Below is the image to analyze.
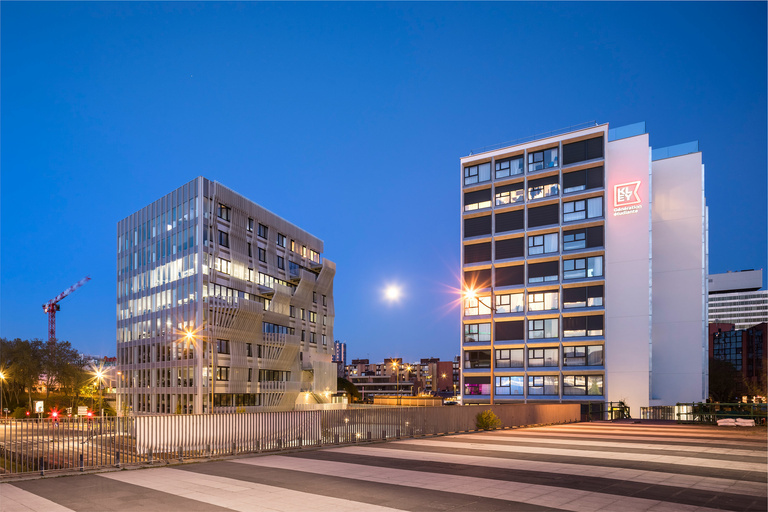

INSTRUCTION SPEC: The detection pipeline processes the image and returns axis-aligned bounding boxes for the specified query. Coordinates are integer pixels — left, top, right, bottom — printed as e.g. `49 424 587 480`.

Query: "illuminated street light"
179 324 212 414
0 370 5 420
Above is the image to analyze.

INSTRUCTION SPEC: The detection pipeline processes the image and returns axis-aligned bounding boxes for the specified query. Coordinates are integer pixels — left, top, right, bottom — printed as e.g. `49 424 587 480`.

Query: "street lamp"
391 360 400 405
182 325 212 414
463 287 497 405
0 370 5 421
94 368 105 417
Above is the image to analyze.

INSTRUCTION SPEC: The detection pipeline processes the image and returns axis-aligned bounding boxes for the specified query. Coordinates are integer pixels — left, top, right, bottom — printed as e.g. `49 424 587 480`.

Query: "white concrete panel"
604 133 652 416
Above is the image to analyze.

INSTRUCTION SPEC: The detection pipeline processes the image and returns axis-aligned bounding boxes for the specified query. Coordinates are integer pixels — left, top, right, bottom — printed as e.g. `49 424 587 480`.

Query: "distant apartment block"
116 177 336 414
345 357 455 400
460 122 708 416
710 322 766 394
708 270 768 330
333 340 347 377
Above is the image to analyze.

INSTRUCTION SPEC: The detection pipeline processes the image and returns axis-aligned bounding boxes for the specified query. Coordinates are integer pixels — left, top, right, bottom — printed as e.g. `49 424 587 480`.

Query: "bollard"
334 434 339 445
115 452 121 468
366 431 372 441
231 441 236 455
256 440 261 453
277 439 283 450
396 429 401 439
178 447 183 462
207 444 212 458
39 457 44 476
298 436 302 448
382 430 386 440
148 448 153 465
79 453 84 472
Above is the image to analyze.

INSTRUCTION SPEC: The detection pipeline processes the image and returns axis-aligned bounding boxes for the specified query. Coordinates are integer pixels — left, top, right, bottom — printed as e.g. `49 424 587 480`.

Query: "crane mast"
42 276 91 343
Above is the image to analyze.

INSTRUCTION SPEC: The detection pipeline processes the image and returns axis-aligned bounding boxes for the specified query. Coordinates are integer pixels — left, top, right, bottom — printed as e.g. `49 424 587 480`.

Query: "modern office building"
708 270 768 329
710 322 766 397
460 122 708 416
116 177 336 414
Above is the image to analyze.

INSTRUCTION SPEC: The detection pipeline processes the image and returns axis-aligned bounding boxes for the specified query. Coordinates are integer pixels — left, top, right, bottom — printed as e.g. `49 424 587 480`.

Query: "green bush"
475 409 502 430
12 406 30 419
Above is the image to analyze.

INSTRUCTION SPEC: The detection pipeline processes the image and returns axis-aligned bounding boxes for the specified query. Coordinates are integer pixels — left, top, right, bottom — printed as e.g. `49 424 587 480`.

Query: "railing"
640 405 676 420
0 403 579 478
581 401 631 422
674 402 767 424
468 121 600 156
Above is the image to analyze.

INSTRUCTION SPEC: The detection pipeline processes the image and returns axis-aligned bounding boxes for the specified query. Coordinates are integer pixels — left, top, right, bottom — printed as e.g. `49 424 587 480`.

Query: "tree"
709 358 741 402
41 340 82 398
1 338 44 409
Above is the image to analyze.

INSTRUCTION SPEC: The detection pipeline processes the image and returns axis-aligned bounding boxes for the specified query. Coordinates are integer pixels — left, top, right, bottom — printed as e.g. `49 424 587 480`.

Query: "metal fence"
581 401 631 422
640 403 767 424
0 403 579 478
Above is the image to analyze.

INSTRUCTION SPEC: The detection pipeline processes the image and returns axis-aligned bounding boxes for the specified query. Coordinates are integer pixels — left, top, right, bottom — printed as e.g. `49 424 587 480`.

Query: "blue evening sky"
1 2 766 362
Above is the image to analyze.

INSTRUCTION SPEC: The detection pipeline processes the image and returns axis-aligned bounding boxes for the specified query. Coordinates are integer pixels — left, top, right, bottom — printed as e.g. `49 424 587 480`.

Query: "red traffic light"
86 411 93 418
25 411 30 416
51 411 58 418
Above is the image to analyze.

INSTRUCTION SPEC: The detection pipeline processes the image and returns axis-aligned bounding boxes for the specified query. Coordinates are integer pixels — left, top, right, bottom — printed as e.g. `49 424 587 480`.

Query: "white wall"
604 134 652 416
651 152 707 404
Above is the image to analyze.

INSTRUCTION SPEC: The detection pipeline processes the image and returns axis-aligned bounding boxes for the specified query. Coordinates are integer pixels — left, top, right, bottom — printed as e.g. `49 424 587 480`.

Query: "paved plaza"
1 421 766 511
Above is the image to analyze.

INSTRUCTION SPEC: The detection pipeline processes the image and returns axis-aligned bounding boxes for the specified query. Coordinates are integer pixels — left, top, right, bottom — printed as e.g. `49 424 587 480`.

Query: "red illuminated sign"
613 181 642 216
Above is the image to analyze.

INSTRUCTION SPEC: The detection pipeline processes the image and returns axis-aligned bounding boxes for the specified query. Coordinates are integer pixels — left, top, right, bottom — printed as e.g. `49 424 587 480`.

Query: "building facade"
333 340 347 377
116 177 336 415
344 357 456 400
708 270 768 330
710 322 766 397
460 122 708 415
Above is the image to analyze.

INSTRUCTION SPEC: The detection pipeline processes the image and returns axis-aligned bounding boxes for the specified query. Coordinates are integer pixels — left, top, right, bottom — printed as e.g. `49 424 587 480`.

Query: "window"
563 256 603 280
309 332 316 344
464 189 492 211
563 226 603 251
528 347 559 367
563 285 604 308
495 210 524 233
302 245 307 257
465 242 491 264
528 147 558 171
528 318 559 339
528 291 559 311
259 369 290 382
464 215 492 238
277 233 286 248
464 323 491 343
277 256 285 270
313 292 317 303
323 295 327 306
527 204 559 228
216 366 230 381
563 166 604 194
310 249 320 263
246 343 253 357
495 376 524 395
464 377 491 395
309 311 316 323
563 197 603 222
495 265 523 287
248 368 253 382
563 345 604 366
528 233 558 256
464 350 491 369
301 330 305 341
322 335 327 346
464 296 491 316
495 320 524 341
217 204 231 221
495 293 524 313
216 230 229 248
528 261 558 283
495 238 524 260
216 339 230 354
528 375 559 395
563 316 604 337
527 175 559 201
215 257 231 275
495 183 525 206
258 223 268 239
562 136 604 165
495 156 524 179
248 243 252 258
563 375 603 395
290 240 295 252
247 218 254 232
464 162 491 185
258 248 266 263
495 349 524 368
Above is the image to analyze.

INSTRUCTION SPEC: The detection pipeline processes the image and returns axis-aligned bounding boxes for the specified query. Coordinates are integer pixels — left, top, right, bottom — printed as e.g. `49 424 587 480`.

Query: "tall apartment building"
460 122 708 416
709 322 766 396
708 270 768 329
116 177 336 415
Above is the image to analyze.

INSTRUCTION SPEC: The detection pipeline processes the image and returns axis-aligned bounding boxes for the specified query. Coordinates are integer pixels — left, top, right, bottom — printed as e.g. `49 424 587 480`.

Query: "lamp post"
184 327 212 414
464 287 496 405
391 360 400 405
0 371 5 421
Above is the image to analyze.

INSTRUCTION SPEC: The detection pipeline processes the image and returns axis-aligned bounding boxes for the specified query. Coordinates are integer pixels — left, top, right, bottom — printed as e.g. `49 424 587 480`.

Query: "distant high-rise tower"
708 270 767 329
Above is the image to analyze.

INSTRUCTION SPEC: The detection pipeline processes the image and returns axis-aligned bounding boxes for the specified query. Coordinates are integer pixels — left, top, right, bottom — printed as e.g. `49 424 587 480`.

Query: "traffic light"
51 411 58 419
86 411 93 419
25 411 30 416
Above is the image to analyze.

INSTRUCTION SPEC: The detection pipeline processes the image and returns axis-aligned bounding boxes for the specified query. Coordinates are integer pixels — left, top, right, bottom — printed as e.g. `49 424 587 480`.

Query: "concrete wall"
651 153 707 403
604 134 652 416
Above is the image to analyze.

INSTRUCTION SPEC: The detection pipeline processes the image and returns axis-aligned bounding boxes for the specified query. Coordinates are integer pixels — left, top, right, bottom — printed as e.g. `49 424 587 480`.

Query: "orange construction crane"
42 276 91 343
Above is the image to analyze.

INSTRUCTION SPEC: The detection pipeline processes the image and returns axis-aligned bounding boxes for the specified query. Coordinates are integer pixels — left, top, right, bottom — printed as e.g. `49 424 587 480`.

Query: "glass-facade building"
117 177 336 415
460 122 709 415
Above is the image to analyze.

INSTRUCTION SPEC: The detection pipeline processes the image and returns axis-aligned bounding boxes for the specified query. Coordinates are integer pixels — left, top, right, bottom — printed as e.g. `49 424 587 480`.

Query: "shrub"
475 409 502 430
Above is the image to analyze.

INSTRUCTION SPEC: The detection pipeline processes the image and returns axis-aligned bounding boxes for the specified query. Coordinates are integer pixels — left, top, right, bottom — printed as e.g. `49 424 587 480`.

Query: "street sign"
78 406 88 416
34 401 44 413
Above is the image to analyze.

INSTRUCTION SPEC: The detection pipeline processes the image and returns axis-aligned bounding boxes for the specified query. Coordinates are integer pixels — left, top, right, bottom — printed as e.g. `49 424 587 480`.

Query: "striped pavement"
1 422 765 511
